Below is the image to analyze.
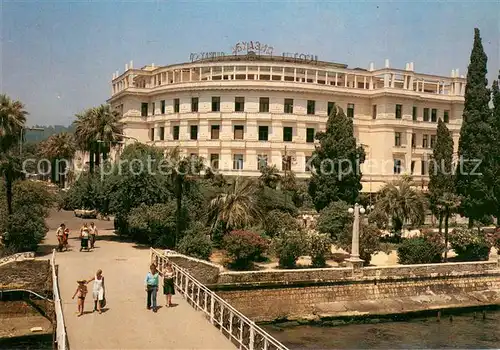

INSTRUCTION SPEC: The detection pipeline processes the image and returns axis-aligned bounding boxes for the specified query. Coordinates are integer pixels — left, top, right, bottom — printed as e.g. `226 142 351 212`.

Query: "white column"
369 76 373 90
335 72 338 86
422 80 425 92
354 75 357 88
199 68 202 81
282 67 285 81
315 70 318 84
294 68 297 81
305 69 308 82
210 67 213 80
344 73 348 87
246 66 249 80
325 71 329 85
180 69 183 83
363 76 367 89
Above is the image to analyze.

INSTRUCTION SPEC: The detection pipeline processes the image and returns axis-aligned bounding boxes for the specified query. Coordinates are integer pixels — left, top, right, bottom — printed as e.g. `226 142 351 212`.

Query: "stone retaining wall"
155 250 222 284
0 252 35 267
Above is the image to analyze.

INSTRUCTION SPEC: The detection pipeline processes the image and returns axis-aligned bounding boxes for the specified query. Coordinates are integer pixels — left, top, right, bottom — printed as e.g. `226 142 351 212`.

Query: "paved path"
41 215 234 350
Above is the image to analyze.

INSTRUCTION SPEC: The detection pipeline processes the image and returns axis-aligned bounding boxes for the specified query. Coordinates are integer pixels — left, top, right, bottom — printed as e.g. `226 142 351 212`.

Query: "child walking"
72 280 88 316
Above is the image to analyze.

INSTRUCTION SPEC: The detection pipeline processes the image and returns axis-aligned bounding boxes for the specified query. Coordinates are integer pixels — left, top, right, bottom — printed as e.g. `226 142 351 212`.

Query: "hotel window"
327 101 335 116
393 159 402 174
235 97 245 112
394 132 401 146
211 125 220 140
395 104 402 119
444 110 450 123
411 161 415 174
234 125 244 140
257 154 268 170
173 125 179 140
210 154 219 170
347 103 355 118
233 154 243 170
152 102 155 115
306 128 315 143
372 105 377 119
307 100 316 115
430 135 437 148
431 108 437 122
305 156 313 172
283 127 293 142
421 160 427 175
159 127 165 141
191 97 199 112
411 133 416 148
423 108 430 122
422 134 429 148
212 97 220 112
174 99 180 113
284 98 294 114
259 97 269 112
258 126 269 141
412 106 418 121
282 155 292 171
140 102 147 117
150 128 154 141
190 125 198 140
161 100 166 114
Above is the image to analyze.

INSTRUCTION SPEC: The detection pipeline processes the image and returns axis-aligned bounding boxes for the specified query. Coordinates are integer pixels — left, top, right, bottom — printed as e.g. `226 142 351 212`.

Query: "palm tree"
39 132 76 187
436 192 461 261
373 176 427 233
73 104 122 173
165 147 204 246
258 165 281 189
208 177 261 233
0 94 28 215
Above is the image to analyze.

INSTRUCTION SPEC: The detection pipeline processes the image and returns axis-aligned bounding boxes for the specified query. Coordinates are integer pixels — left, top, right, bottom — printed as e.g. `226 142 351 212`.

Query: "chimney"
130 60 133 69
455 68 459 77
152 63 155 68
385 59 390 68
369 62 374 71
125 63 128 71
451 69 455 77
410 62 414 71
405 63 410 70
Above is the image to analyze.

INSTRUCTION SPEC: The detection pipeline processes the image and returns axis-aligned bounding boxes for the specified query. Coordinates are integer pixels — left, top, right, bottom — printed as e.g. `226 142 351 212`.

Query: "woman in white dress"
87 269 105 314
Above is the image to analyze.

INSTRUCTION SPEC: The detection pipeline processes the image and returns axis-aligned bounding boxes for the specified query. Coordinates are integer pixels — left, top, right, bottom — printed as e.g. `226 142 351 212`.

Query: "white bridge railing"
151 248 288 350
51 249 67 350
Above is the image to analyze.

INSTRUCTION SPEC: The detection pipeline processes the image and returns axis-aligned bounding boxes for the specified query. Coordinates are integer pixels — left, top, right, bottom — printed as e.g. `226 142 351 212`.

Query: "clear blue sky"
2 0 499 126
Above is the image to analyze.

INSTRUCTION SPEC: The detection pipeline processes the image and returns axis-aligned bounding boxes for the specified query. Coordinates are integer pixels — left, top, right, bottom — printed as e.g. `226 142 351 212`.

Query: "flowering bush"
397 230 444 265
223 230 269 269
449 228 491 262
308 232 331 267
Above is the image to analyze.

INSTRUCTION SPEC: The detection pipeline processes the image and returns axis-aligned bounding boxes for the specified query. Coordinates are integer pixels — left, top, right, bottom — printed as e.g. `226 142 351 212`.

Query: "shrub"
450 228 491 262
3 207 48 252
316 201 352 241
271 230 307 269
336 223 382 266
308 232 331 267
127 202 177 247
177 225 213 261
262 210 301 237
223 230 269 269
397 231 444 264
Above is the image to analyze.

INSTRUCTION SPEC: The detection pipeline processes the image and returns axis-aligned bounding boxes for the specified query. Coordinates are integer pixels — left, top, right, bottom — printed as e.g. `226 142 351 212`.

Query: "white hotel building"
108 51 465 193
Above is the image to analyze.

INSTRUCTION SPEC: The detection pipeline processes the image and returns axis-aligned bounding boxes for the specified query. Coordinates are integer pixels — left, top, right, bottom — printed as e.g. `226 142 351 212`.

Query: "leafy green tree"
177 222 213 260
271 230 308 268
456 28 495 227
372 176 427 233
308 104 365 211
127 202 177 247
428 119 458 260
491 72 500 225
4 207 48 252
316 201 352 241
262 209 301 237
256 186 298 215
39 132 76 187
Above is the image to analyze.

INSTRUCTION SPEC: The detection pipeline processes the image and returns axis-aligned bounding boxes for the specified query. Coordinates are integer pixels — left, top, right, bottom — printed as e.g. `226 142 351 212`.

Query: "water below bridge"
264 309 500 349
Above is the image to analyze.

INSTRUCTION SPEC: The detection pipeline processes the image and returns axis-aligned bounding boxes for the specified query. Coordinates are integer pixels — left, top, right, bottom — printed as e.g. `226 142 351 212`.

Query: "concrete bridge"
47 230 285 350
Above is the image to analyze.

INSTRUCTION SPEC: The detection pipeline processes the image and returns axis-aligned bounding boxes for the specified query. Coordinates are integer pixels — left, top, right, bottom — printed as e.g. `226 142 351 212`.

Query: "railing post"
249 326 255 350
220 306 224 331
210 295 215 324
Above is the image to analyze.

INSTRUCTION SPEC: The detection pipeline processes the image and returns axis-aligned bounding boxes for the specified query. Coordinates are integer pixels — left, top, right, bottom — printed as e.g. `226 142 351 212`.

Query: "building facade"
108 53 465 193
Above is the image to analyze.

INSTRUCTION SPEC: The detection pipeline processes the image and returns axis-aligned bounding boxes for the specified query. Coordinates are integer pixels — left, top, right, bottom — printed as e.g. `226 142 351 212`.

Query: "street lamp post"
346 203 374 270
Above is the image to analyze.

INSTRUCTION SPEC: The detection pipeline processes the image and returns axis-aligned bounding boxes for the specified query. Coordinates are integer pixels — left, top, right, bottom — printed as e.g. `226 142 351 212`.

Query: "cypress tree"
428 119 454 231
455 28 495 227
308 104 365 211
490 72 500 224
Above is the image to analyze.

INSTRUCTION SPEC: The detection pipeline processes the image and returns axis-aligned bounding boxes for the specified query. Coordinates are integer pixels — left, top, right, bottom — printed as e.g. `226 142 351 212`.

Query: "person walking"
72 280 88 317
144 264 162 312
89 222 98 249
162 262 175 307
87 269 105 314
56 223 67 252
80 223 90 252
